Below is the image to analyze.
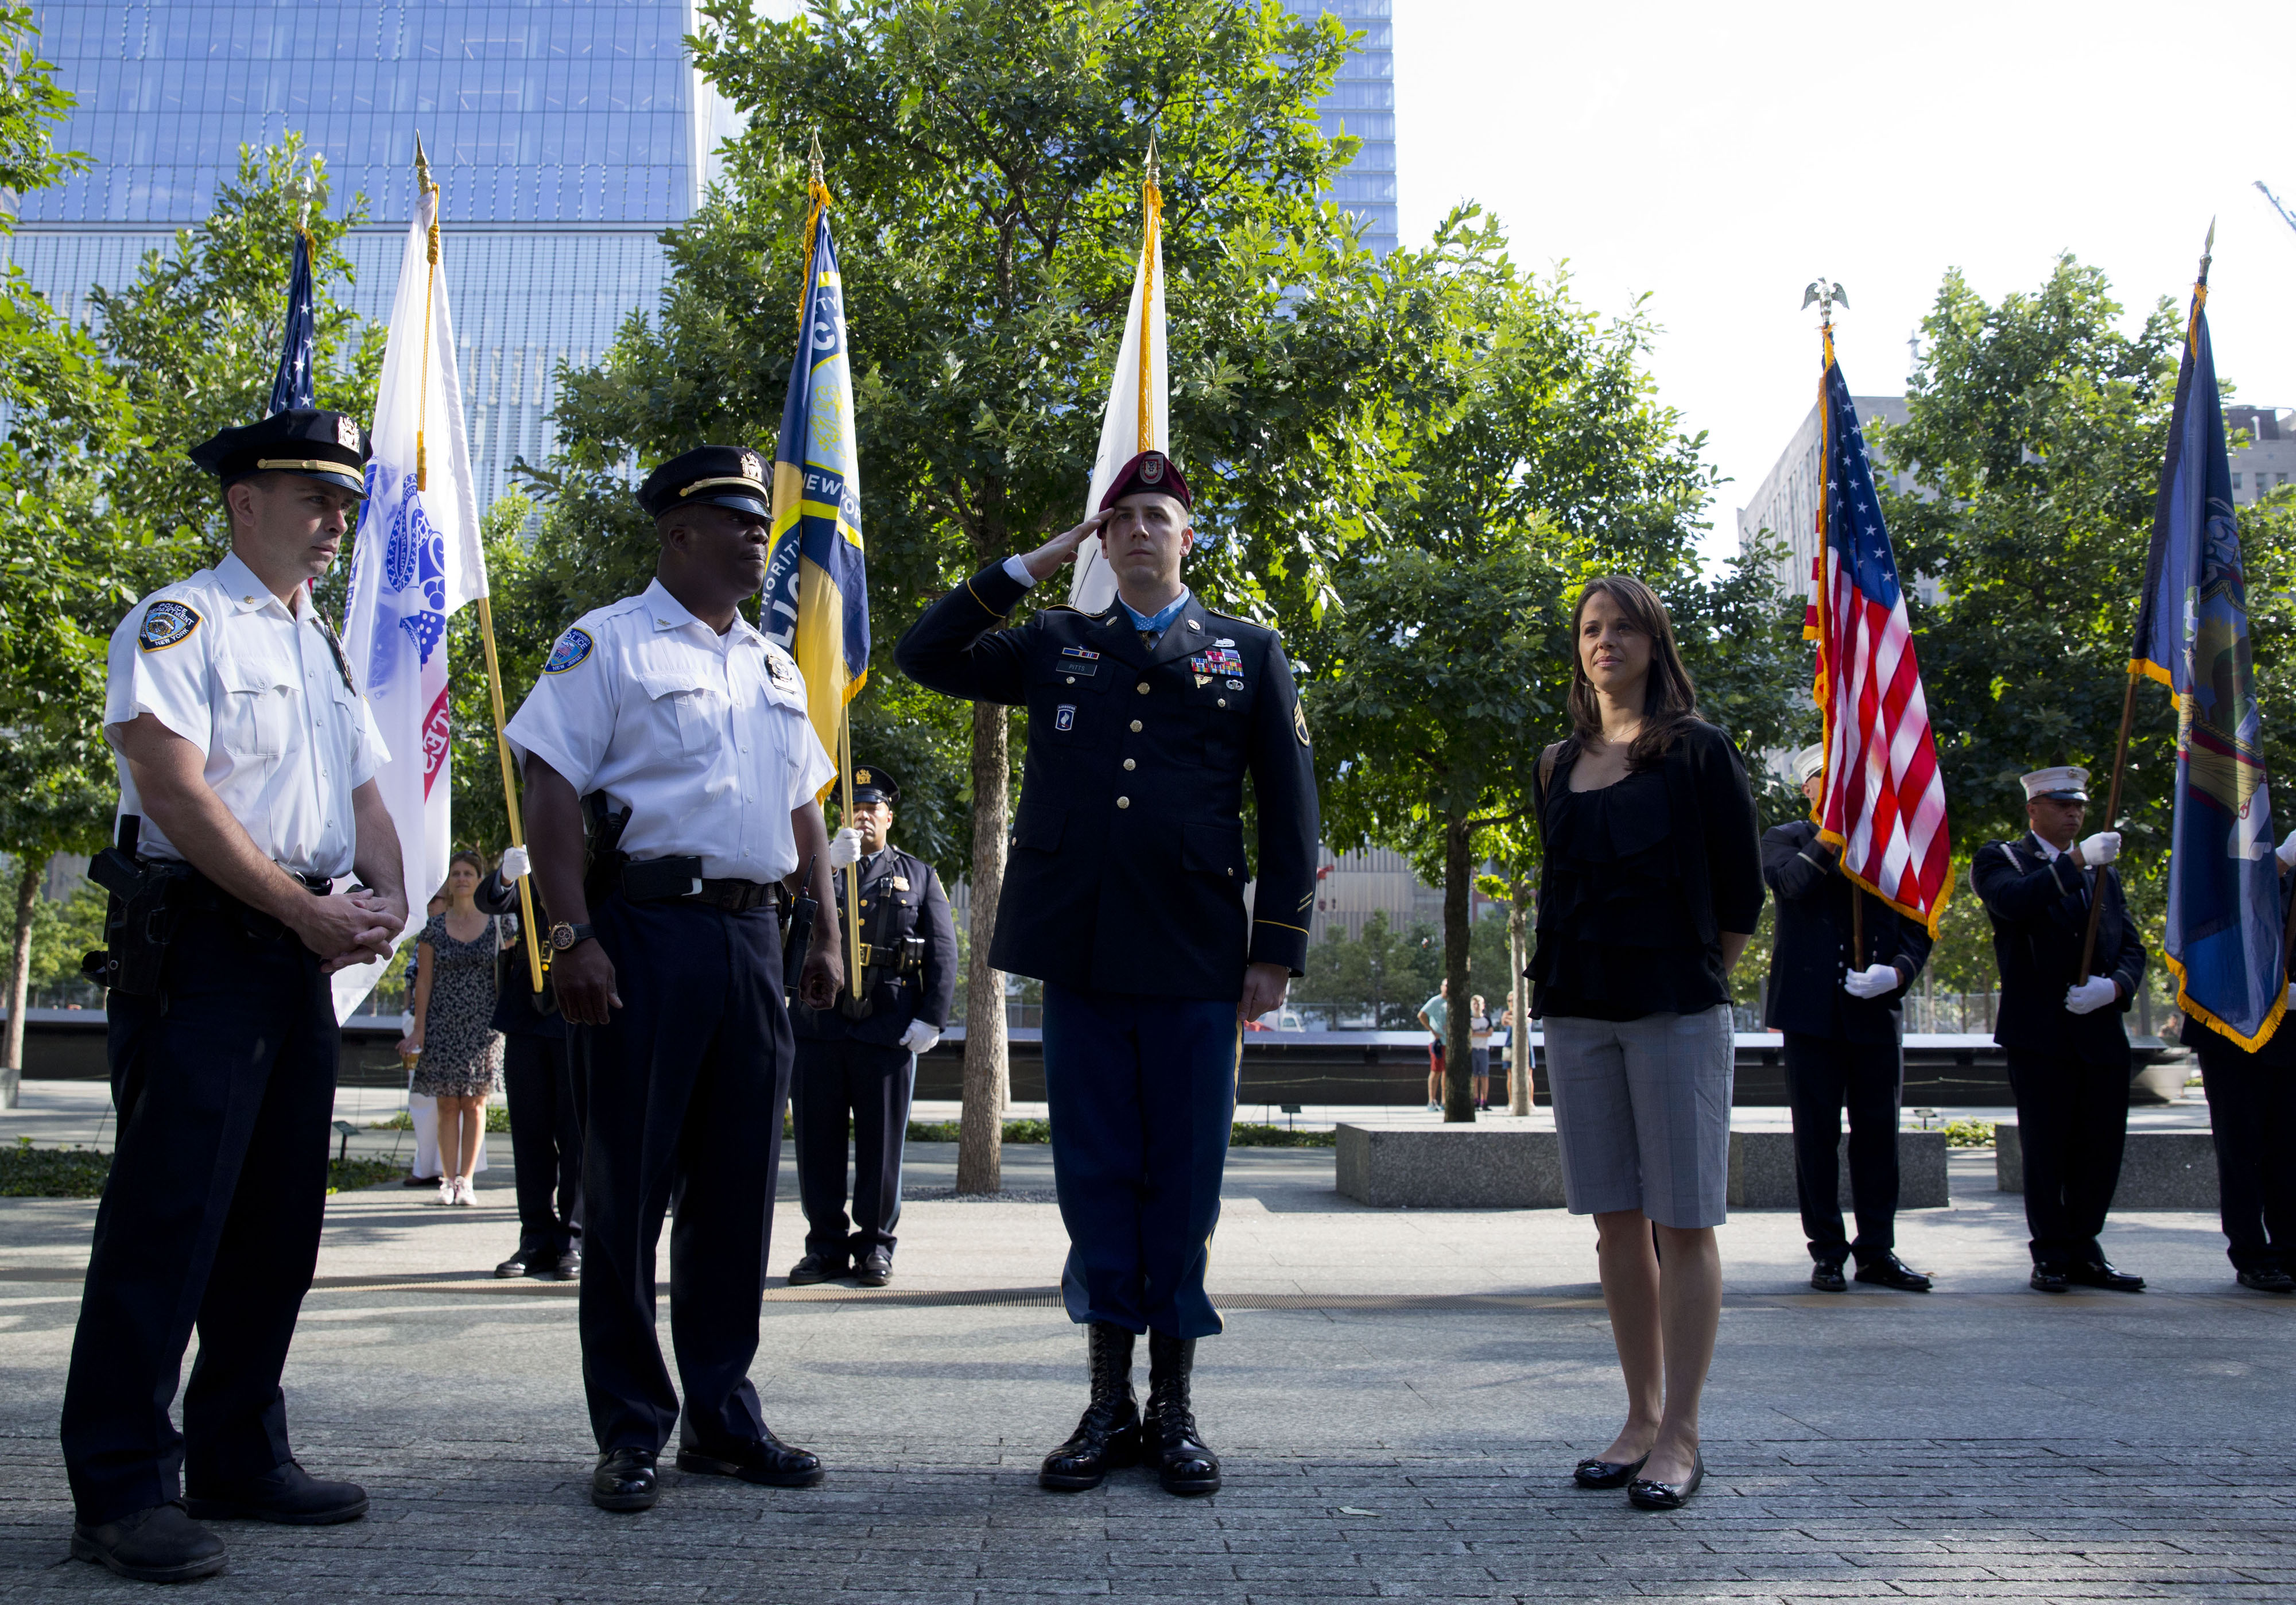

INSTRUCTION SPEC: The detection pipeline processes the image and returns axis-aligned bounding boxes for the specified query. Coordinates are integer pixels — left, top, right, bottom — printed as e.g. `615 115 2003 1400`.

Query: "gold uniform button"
1116 796 1131 809
1065 675 1076 684
1136 681 1150 695
1122 758 1135 771
1130 719 1143 732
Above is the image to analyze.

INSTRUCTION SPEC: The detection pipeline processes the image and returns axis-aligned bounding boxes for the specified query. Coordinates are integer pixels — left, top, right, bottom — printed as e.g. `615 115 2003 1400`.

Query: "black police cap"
638 444 773 521
189 409 371 498
850 765 898 805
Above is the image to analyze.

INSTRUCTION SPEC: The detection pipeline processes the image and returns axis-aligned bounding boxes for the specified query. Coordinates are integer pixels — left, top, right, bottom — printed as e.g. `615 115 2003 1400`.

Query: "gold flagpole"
839 709 861 1002
417 138 542 991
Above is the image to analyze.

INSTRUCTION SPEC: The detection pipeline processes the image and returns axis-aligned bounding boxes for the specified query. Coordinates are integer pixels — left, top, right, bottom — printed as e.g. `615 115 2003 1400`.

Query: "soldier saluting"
895 449 1320 1497
1973 766 2148 1294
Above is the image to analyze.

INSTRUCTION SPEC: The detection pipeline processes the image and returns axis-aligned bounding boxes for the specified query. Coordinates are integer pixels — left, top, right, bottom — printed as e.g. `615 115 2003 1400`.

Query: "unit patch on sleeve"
542 627 595 674
137 599 202 653
1293 697 1312 747
1055 705 1076 732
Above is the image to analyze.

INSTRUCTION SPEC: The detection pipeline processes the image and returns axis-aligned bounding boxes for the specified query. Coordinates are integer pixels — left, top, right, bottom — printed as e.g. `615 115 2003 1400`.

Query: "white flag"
1068 170 1166 615
331 180 487 1022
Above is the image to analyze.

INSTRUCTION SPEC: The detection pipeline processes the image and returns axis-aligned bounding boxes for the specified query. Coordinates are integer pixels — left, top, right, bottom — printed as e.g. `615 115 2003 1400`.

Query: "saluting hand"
1019 508 1116 583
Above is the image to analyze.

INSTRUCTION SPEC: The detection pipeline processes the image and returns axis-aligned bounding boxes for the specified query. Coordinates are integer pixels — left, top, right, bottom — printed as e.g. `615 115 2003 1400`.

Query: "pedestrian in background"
1468 995 1494 1111
1418 979 1448 1113
397 849 506 1207
476 846 581 1281
1529 574 1763 1511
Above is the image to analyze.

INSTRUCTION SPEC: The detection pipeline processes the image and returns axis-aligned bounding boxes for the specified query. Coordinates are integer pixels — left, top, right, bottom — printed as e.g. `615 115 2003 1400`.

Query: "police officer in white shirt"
61 409 408 1584
507 444 845 1515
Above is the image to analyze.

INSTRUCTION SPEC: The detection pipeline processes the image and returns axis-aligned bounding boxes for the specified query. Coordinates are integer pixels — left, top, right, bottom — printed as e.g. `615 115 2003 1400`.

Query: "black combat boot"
1038 1323 1141 1491
1143 1331 1220 1496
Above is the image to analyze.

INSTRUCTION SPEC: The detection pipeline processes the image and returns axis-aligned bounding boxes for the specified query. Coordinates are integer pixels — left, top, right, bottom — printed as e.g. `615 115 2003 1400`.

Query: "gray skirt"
1543 1005 1734 1227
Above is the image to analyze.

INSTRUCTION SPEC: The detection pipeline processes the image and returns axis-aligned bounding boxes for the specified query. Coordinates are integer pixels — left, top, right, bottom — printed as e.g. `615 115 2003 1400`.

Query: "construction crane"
2259 180 2296 239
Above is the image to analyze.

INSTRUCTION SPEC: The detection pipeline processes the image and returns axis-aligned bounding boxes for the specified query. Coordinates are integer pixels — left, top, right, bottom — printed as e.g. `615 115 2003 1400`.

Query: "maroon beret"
1097 449 1192 513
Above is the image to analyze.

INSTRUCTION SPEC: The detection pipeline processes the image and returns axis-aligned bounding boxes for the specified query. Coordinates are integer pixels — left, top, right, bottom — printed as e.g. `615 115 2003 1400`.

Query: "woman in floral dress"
398 850 509 1205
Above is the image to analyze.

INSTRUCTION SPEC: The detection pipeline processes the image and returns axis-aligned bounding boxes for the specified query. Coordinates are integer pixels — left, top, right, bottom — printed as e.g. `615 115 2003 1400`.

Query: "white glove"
899 1019 942 1055
2276 828 2296 870
2075 830 2120 867
497 844 530 882
2064 976 2120 1015
828 827 863 869
1843 962 1901 1000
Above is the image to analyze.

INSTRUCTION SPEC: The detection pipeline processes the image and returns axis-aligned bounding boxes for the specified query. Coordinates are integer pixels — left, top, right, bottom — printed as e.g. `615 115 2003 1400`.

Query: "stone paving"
2 1090 2291 1601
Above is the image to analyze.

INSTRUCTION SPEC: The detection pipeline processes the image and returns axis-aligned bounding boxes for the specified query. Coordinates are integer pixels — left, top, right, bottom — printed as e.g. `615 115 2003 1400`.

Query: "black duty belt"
144 860 333 906
619 856 781 913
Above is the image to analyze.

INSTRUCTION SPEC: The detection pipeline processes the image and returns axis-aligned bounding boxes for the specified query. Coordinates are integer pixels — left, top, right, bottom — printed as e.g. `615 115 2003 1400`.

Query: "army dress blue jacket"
1972 831 2146 1065
792 844 957 1048
894 561 1320 1001
1760 819 1932 1046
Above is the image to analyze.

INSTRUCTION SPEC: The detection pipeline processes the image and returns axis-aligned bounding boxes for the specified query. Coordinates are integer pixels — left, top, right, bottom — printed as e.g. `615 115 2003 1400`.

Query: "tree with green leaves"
1876 256 2182 932
1294 909 1442 1028
540 0 1413 1188
1304 217 1782 1121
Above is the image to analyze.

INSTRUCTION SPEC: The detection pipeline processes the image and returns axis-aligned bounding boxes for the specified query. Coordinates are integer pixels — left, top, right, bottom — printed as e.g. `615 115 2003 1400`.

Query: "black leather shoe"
786 1252 846 1286
1040 1323 1141 1492
183 1460 367 1525
1853 1254 1932 1292
2237 1266 2296 1293
1145 1331 1220 1496
591 1447 659 1511
1573 1452 1650 1489
2030 1266 2069 1293
71 1502 227 1583
546 1246 581 1281
1627 1449 1705 1510
1809 1260 1847 1292
2068 1259 2145 1293
855 1249 893 1288
495 1240 543 1278
676 1426 825 1488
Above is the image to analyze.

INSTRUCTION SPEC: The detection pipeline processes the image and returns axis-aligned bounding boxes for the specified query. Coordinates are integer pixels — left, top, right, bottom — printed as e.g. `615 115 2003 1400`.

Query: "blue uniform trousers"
504 1032 581 1255
792 1037 914 1261
61 901 336 1524
1041 981 1240 1340
572 895 790 1456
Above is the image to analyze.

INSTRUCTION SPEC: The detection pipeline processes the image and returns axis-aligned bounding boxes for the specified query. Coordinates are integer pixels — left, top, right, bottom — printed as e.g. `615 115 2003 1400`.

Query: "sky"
1388 0 2296 568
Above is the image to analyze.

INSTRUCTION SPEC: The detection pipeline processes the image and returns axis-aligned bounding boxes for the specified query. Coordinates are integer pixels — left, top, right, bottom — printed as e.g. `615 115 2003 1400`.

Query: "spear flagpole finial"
1145 127 1158 192
2200 215 2216 287
414 131 431 192
808 130 825 192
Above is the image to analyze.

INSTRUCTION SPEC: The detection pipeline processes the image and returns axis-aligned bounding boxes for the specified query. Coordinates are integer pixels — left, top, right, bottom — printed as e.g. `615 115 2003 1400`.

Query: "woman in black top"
1530 575 1763 1509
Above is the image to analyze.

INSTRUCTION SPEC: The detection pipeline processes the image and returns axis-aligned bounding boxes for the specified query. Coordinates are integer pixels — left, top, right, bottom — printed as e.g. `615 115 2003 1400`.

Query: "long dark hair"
1566 575 1701 770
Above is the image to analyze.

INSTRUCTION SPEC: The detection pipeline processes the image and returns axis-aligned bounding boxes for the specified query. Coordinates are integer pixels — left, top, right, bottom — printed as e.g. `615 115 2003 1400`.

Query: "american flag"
1805 336 1953 935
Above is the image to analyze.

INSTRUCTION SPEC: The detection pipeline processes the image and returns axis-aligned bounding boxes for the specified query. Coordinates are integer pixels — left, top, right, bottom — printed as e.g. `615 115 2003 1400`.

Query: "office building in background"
1285 0 1397 255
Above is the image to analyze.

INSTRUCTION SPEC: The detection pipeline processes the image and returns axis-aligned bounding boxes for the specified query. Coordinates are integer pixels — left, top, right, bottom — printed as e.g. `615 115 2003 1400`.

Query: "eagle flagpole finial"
1802 278 1849 328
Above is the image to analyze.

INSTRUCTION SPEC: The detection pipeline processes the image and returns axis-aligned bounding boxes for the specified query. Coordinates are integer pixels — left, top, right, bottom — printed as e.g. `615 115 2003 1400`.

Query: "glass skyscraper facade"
1285 0 1397 257
9 0 722 507
8 2 1395 511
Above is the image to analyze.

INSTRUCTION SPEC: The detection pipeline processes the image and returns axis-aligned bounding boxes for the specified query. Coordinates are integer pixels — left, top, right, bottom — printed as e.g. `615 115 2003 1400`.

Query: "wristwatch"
548 921 596 952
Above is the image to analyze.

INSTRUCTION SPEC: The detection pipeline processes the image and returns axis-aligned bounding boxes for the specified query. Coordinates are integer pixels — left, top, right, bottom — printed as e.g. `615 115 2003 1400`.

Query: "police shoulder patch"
137 599 201 653
543 627 595 674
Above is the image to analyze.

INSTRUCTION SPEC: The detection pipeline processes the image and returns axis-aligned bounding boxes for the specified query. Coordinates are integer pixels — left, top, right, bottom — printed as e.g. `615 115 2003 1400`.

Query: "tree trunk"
1508 873 1531 1115
957 698 1009 1193
1441 813 1475 1124
3 857 40 1109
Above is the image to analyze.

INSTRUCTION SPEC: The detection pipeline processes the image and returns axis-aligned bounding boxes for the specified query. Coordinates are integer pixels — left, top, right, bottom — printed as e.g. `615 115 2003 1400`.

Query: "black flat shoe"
2237 1267 2296 1293
591 1447 658 1512
71 1502 227 1583
1853 1254 1932 1292
183 1460 367 1525
1627 1449 1705 1510
786 1253 846 1286
1573 1452 1649 1489
2030 1266 2069 1293
676 1427 825 1488
1809 1261 1847 1292
495 1240 543 1278
855 1249 893 1288
2067 1259 2144 1293
546 1247 581 1281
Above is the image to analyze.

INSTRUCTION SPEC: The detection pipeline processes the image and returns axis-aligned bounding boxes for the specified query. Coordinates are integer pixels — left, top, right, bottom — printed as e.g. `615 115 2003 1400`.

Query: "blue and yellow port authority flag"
265 226 316 415
2131 268 2283 1051
761 179 868 788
